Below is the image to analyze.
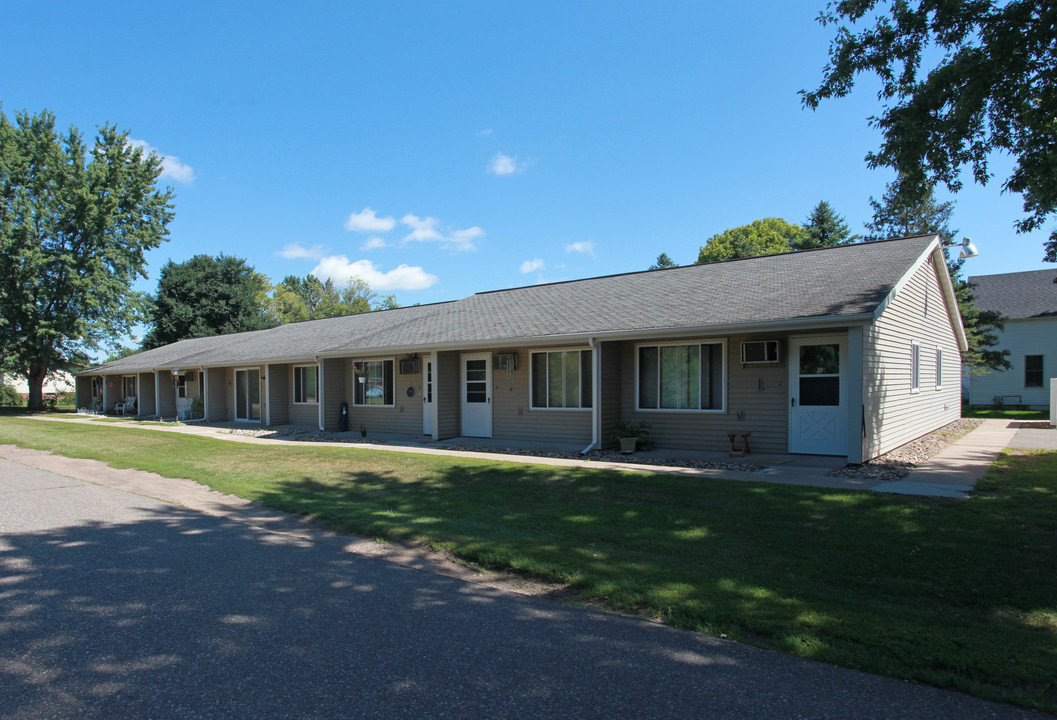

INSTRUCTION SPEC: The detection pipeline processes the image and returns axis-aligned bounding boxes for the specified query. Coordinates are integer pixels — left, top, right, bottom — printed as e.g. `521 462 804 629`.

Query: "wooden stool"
727 431 751 457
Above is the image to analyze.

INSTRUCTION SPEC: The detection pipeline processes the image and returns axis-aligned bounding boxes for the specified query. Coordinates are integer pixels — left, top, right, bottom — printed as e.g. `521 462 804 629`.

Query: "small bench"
727 431 751 457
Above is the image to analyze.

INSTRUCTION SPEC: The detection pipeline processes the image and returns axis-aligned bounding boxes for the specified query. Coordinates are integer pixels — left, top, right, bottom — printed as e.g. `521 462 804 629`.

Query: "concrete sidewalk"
873 419 1022 499
21 414 1035 498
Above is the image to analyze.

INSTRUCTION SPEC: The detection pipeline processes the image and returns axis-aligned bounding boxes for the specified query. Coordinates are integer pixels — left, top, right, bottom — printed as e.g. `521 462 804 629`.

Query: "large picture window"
294 365 318 404
637 341 724 411
354 360 394 406
530 349 592 409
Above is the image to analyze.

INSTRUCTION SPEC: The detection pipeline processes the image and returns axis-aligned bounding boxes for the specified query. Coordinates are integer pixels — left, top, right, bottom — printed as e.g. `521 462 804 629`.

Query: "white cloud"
566 241 596 257
447 226 484 251
128 138 195 185
361 236 388 250
401 213 443 242
520 258 544 274
277 242 324 260
311 256 438 291
401 214 483 251
488 152 524 176
345 207 396 233
477 128 494 136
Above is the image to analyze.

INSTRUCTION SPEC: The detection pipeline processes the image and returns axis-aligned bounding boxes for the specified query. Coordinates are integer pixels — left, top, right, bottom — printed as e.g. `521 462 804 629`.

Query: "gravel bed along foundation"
825 418 984 482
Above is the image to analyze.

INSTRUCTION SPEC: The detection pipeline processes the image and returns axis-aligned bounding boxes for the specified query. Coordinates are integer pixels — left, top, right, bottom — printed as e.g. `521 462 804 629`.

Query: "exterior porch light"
944 236 979 260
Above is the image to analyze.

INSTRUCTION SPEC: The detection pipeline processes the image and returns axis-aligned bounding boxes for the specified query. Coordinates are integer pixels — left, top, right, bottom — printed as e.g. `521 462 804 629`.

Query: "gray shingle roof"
968 269 1057 319
85 235 937 374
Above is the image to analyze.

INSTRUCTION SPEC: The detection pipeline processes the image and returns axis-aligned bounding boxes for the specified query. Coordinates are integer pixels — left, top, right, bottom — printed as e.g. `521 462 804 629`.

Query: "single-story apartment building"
77 234 966 463
967 268 1057 410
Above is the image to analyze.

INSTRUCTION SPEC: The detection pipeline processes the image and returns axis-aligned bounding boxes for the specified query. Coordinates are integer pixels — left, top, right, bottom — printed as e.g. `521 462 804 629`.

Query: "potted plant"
613 420 651 454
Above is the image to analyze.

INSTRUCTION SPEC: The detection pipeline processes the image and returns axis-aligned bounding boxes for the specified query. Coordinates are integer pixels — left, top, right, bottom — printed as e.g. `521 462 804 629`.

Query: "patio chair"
115 396 137 416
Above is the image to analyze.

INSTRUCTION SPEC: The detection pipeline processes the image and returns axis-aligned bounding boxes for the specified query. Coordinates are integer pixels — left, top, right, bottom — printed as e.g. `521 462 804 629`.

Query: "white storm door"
461 353 492 437
234 369 261 422
789 336 847 455
423 357 434 436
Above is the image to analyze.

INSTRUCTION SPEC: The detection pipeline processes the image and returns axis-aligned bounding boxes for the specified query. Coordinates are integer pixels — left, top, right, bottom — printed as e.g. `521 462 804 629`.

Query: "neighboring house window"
122 376 137 398
935 347 943 390
530 349 593 409
911 342 920 392
1025 355 1044 388
637 341 724 411
354 360 394 406
294 365 319 404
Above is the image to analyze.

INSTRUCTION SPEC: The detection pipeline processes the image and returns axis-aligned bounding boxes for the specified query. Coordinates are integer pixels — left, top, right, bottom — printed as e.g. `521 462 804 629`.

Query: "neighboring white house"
1 370 76 398
968 269 1057 410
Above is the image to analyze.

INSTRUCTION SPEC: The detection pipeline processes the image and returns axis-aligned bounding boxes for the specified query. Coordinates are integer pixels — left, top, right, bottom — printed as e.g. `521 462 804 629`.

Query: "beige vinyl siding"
492 347 592 445
336 356 423 435
287 364 320 426
157 371 176 418
616 335 789 453
103 374 122 412
969 318 1056 409
138 372 157 417
599 341 623 448
268 364 290 425
207 367 230 421
75 377 92 409
436 351 460 439
862 257 962 459
321 358 346 432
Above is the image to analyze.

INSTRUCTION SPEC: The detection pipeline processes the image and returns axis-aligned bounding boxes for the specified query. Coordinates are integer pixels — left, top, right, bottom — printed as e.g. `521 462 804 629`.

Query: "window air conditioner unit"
741 340 780 364
399 358 420 375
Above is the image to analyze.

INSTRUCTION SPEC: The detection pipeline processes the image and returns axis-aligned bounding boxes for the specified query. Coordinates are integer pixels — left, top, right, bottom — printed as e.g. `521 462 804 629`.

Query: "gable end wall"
863 258 962 459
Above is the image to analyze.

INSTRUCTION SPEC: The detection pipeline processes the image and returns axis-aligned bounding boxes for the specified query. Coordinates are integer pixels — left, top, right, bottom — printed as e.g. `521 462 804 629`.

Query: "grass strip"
1 416 1054 712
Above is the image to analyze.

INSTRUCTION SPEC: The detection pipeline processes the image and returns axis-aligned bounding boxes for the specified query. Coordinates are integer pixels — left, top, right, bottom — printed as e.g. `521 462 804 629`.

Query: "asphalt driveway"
0 457 1046 719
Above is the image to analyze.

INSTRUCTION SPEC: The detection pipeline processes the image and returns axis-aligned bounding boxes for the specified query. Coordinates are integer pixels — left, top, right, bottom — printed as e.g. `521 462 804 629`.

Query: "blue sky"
2 1 1051 332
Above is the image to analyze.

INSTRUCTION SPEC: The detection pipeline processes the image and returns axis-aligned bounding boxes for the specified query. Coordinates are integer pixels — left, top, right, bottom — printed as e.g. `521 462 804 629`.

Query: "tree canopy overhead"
143 254 272 349
802 1 1057 261
269 274 398 324
0 107 174 409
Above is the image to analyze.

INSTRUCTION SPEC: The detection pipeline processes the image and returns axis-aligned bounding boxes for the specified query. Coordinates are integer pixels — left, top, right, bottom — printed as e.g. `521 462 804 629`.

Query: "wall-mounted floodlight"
945 237 979 259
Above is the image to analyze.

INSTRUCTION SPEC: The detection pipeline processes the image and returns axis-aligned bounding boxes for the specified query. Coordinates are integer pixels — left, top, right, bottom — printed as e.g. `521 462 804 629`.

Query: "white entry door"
789 336 847 455
422 356 434 436
461 353 492 437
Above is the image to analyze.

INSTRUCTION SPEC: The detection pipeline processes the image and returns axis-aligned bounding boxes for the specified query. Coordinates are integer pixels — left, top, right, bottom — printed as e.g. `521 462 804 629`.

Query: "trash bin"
339 401 349 432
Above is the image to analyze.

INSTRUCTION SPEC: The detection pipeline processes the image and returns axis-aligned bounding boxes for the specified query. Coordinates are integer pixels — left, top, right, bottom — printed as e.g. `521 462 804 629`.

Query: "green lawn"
963 406 1050 421
1 416 1054 713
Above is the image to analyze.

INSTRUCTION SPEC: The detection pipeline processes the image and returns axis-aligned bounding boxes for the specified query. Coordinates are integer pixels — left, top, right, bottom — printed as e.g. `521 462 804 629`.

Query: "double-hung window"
294 365 318 404
122 376 137 399
1025 355 1044 388
530 349 592 409
354 360 394 406
637 341 724 411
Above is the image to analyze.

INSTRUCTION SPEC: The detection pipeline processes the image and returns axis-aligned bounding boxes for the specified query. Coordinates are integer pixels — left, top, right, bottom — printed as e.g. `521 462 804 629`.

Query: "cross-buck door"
789 337 847 455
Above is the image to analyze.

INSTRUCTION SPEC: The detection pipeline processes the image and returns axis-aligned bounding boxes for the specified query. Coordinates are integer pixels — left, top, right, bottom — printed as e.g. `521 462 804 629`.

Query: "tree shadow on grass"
250 456 1057 712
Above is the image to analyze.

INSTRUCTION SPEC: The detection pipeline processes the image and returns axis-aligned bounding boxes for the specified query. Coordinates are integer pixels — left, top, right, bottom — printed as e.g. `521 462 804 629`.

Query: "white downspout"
203 368 210 421
316 357 325 431
581 337 601 454
154 370 161 421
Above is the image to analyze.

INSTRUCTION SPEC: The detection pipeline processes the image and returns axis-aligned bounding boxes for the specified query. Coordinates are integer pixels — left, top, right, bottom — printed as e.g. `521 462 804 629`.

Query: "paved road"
0 458 1045 719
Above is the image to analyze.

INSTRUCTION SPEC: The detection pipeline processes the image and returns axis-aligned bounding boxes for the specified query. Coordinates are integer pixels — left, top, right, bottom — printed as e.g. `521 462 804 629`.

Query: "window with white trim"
530 349 592 409
911 341 920 392
353 360 394 406
294 365 318 404
935 347 943 389
637 341 724 411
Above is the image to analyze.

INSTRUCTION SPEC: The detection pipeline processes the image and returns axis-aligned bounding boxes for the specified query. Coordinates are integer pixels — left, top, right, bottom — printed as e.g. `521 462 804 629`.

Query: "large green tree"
268 274 398 324
696 218 806 263
802 1 1057 262
143 254 272 348
801 200 860 249
865 181 1008 372
0 108 174 409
